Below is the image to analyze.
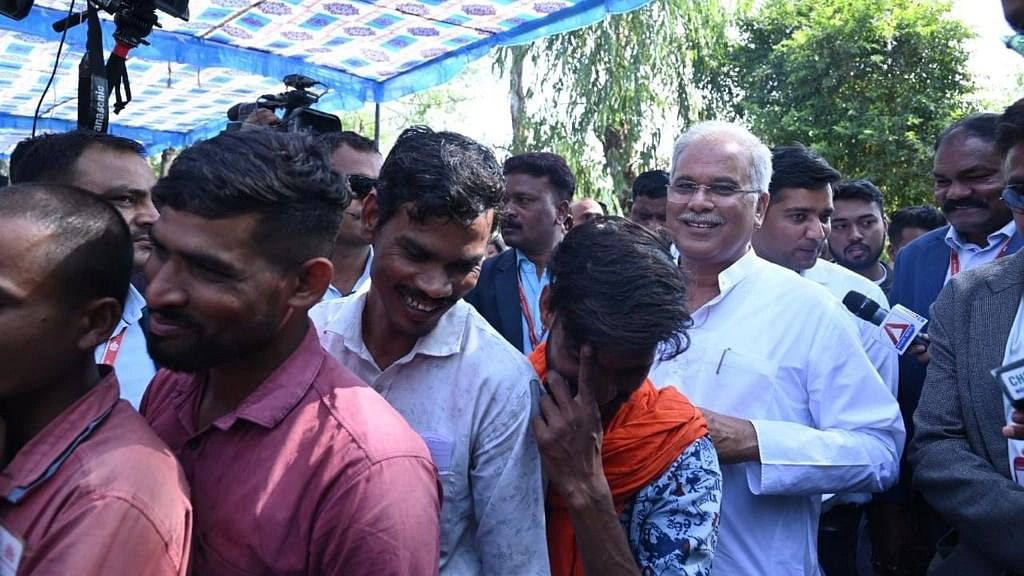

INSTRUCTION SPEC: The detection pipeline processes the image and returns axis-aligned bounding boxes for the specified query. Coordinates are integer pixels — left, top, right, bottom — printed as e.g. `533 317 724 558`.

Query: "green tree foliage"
728 0 975 209
496 0 736 212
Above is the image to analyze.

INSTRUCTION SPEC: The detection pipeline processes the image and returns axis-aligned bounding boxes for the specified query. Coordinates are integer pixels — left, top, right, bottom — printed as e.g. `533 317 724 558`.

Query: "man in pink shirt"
0 183 192 575
139 129 441 575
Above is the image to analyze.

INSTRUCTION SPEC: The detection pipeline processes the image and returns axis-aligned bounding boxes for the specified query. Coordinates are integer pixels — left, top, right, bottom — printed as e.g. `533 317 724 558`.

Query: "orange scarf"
529 343 708 576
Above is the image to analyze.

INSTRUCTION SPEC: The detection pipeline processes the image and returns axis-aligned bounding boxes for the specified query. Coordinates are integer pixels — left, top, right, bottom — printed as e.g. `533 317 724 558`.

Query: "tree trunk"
508 46 530 154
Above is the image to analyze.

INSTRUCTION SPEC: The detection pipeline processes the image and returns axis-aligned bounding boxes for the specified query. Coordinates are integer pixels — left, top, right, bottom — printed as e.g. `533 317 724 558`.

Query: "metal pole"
374 102 381 148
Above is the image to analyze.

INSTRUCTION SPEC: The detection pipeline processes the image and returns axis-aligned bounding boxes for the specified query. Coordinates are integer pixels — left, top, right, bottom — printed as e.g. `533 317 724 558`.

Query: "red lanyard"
518 281 546 349
949 238 1011 277
100 327 128 366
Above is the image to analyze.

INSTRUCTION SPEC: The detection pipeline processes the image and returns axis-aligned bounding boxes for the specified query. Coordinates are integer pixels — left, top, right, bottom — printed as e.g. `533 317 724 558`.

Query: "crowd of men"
2 7 1024 574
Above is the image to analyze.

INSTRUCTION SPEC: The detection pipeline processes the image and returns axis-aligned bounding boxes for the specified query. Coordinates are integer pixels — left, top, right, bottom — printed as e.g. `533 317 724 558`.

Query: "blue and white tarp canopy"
0 0 651 153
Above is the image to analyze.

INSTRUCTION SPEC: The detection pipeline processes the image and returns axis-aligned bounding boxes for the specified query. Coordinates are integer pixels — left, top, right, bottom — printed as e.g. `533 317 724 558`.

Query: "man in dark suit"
909 97 1024 575
892 113 1023 433
465 153 575 353
878 113 1024 574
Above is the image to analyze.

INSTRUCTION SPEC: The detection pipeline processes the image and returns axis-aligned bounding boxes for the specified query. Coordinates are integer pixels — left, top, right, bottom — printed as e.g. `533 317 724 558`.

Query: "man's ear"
288 258 334 310
556 199 571 230
77 298 123 352
361 191 380 245
540 285 553 330
753 192 771 229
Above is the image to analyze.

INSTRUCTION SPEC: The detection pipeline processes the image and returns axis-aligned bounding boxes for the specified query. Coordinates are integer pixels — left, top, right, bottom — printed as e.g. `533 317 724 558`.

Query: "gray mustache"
679 213 725 226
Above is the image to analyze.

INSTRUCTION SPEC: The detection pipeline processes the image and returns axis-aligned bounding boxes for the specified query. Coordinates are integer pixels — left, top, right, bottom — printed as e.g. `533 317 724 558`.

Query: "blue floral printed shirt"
621 436 722 576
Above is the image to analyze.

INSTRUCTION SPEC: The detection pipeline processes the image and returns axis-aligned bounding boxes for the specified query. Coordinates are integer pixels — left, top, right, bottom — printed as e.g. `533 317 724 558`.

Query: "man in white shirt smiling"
310 126 549 576
751 143 900 576
650 121 904 575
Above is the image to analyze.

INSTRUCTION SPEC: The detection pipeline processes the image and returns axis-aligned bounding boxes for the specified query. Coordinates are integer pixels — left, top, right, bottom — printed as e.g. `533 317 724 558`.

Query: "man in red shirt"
140 129 441 575
0 183 192 575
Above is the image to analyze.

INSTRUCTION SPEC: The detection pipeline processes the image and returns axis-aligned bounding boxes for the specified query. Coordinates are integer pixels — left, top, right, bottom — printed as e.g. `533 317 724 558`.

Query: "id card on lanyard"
100 326 128 367
518 281 546 350
949 238 1011 277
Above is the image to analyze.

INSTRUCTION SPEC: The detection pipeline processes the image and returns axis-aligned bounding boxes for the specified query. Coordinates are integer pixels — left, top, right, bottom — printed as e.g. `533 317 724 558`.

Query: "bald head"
570 198 605 228
0 183 132 309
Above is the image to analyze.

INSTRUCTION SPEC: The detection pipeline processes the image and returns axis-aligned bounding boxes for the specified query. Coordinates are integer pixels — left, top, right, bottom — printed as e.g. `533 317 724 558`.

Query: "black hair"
934 112 999 152
834 179 885 212
503 152 576 203
318 130 380 154
548 216 691 362
887 205 947 245
997 97 1024 155
10 130 146 184
768 144 841 199
376 126 505 230
0 183 132 310
153 130 349 270
632 169 669 200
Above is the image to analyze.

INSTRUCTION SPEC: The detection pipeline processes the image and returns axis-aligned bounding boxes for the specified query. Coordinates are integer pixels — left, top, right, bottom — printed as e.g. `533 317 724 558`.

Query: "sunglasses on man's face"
1002 184 1024 211
347 174 377 199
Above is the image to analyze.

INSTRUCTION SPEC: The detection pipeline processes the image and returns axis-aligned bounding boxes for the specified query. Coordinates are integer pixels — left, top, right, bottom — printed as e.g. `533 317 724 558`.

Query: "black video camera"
226 74 342 135
2 0 187 23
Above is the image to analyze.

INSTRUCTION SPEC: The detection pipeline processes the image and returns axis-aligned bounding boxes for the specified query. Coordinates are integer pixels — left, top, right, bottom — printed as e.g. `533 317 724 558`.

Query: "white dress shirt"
944 220 1017 282
803 259 900 509
651 250 904 575
94 284 156 408
310 295 550 576
1003 295 1024 486
323 246 374 301
803 259 898 398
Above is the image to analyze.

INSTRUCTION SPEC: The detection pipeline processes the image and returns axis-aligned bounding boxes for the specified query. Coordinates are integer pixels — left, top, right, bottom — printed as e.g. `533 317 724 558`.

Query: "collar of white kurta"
322 291 470 365
944 219 1017 251
704 247 763 309
801 258 858 289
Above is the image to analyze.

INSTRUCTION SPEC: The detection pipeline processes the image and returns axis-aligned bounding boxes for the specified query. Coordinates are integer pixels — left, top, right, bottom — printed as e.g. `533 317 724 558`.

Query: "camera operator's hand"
243 108 280 129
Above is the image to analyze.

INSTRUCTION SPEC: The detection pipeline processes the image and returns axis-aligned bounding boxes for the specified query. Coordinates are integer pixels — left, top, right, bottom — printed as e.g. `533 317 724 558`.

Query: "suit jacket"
464 249 524 352
909 250 1024 575
891 226 1024 444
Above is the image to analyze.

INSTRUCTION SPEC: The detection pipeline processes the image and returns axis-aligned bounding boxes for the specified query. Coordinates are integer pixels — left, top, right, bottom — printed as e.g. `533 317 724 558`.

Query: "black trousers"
819 504 864 576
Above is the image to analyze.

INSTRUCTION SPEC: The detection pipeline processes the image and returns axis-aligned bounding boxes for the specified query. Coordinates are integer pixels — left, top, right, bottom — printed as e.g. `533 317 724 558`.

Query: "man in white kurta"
652 121 904 575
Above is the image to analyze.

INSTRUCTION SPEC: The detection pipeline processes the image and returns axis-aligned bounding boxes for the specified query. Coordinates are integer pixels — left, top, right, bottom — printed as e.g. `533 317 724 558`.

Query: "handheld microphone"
842 291 929 349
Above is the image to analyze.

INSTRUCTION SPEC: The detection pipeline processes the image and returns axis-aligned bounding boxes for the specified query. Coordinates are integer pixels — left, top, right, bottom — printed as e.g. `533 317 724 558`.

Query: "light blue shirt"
943 220 1017 282
515 249 549 354
94 284 157 408
310 295 550 575
324 246 374 301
